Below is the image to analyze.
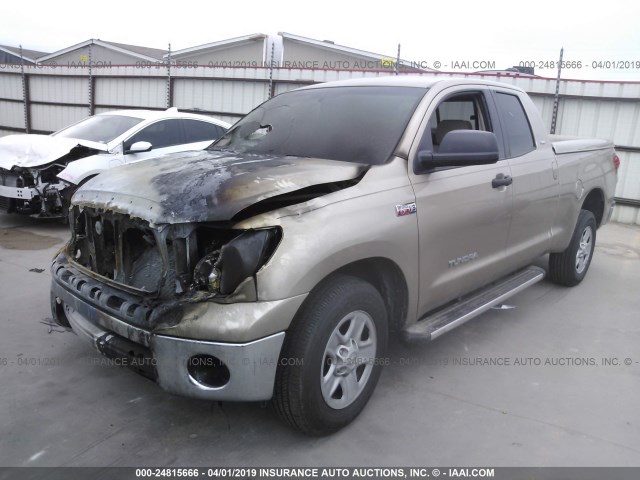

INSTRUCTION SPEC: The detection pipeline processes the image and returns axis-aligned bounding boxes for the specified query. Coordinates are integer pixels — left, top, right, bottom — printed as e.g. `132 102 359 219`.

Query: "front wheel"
273 274 388 436
548 209 597 286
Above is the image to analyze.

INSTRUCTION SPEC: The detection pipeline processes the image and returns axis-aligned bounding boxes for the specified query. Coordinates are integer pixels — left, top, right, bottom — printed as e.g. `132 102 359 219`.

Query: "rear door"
408 86 514 316
181 119 226 150
490 88 559 270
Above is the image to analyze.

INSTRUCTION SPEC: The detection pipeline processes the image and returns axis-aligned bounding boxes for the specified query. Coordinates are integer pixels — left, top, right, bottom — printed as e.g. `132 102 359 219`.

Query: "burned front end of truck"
49 144 368 400
51 204 287 398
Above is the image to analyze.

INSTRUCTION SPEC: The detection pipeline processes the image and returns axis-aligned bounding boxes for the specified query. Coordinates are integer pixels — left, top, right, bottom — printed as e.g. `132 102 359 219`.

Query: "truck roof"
300 75 526 93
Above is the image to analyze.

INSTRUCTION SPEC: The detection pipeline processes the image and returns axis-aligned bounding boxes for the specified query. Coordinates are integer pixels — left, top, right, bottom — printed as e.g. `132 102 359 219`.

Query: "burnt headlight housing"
193 228 281 295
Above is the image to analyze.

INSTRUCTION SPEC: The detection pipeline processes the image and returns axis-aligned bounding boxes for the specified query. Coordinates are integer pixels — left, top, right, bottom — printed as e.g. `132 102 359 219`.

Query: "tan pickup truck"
50 77 618 435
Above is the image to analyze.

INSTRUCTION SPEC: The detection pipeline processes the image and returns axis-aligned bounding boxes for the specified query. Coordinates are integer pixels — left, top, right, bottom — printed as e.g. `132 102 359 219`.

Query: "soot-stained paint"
72 150 369 224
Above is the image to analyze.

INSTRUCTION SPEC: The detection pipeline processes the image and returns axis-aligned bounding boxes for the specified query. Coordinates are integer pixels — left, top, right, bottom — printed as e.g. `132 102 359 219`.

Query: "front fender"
57 153 120 185
234 158 420 327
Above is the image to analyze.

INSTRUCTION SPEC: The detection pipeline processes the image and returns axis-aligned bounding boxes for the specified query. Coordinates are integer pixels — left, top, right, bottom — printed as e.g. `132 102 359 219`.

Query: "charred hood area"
59 152 366 319
72 151 369 224
57 151 369 328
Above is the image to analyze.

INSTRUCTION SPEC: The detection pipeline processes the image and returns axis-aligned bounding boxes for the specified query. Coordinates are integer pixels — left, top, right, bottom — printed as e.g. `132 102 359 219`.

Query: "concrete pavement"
1 213 638 467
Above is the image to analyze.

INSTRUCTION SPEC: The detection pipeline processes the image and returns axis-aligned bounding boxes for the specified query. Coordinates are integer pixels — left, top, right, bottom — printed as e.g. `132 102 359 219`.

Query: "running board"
401 266 545 343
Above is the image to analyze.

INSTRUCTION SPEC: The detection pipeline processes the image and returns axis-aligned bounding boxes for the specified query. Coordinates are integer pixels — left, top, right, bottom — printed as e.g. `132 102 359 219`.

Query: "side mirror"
127 141 153 154
415 130 499 174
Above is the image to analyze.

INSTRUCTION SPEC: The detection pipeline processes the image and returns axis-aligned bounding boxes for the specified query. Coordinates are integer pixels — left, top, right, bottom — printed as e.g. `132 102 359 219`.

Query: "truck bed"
550 135 613 155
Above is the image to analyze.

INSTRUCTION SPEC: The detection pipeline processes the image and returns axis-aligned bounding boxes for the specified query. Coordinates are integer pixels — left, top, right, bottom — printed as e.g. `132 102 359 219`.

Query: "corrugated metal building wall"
0 64 638 224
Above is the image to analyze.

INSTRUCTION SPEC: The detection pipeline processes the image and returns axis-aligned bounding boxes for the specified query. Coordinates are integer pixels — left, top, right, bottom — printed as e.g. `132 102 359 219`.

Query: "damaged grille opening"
69 207 281 303
72 207 171 296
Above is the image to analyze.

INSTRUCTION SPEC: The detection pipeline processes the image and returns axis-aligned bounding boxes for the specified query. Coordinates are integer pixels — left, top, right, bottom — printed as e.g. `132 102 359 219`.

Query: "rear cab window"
494 92 536 158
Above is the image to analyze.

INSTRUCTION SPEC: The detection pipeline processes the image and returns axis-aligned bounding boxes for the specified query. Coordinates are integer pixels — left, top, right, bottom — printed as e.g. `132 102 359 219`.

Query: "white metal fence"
1 64 638 224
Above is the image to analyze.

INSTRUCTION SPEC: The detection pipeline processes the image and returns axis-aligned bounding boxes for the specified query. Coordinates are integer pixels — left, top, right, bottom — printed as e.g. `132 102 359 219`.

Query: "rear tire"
548 209 597 287
273 274 388 436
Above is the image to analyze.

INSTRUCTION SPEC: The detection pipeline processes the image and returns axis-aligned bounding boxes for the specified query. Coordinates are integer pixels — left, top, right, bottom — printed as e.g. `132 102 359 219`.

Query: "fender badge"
395 202 417 217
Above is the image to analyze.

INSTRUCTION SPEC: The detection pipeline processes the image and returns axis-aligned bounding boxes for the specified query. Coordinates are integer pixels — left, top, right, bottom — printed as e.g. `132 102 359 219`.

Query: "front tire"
273 274 388 436
549 209 597 287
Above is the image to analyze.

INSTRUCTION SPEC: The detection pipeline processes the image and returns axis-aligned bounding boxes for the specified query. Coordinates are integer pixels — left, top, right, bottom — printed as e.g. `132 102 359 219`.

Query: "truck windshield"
54 115 144 144
211 86 426 165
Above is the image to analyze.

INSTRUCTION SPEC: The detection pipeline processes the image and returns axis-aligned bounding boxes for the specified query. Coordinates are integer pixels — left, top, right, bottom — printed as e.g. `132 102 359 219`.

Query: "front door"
408 86 513 316
123 119 186 164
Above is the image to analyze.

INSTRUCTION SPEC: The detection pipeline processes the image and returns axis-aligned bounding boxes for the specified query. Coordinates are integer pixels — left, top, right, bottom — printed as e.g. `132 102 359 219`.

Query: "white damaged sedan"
0 108 230 218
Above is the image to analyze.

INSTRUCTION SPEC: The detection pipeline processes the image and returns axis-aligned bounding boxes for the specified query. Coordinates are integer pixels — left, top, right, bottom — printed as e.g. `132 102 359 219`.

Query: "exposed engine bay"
0 144 101 218
57 206 281 329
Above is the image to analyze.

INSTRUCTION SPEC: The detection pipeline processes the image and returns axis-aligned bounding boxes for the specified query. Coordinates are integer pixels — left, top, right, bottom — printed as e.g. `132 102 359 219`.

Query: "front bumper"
0 181 68 216
51 258 296 402
0 184 38 200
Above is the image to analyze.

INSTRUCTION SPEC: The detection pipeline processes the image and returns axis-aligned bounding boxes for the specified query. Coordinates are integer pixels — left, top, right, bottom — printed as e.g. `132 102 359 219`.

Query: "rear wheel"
273 274 388 436
549 209 597 286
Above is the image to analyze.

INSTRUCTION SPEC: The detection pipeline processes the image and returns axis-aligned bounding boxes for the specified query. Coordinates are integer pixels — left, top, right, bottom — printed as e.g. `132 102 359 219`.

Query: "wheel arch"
309 257 410 333
581 188 605 228
57 153 111 186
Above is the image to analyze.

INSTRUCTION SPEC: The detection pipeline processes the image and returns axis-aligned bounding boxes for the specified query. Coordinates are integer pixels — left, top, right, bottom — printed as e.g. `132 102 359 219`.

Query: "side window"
495 93 535 158
420 92 493 153
182 119 225 143
124 119 183 152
